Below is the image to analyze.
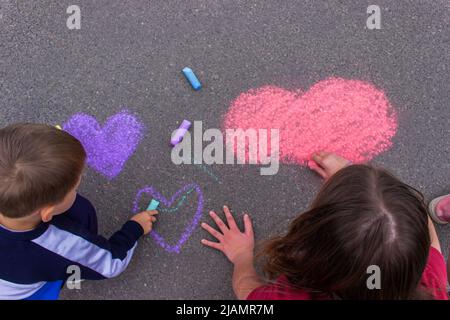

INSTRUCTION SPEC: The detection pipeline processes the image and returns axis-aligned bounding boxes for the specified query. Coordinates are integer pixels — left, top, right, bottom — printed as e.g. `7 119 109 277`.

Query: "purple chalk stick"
170 120 191 146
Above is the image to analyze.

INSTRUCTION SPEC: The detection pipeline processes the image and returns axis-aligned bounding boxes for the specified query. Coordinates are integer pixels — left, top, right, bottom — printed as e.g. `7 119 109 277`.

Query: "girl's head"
261 165 431 299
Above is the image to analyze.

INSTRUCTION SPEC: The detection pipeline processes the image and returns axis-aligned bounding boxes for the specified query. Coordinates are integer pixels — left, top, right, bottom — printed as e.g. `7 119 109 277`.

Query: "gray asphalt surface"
0 0 449 299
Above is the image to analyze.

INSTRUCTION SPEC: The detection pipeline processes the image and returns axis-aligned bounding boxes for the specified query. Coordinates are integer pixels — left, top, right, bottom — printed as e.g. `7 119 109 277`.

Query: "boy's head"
261 164 431 299
0 123 86 222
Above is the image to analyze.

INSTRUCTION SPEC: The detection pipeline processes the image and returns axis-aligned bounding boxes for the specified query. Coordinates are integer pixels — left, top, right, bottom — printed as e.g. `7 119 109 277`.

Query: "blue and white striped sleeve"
31 220 144 280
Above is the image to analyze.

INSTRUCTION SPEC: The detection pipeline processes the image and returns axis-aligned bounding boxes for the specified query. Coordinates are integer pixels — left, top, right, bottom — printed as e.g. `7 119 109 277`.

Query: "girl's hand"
308 151 352 179
201 206 254 265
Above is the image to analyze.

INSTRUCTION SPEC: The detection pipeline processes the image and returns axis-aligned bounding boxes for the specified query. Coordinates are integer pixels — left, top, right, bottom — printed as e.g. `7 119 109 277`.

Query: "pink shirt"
248 247 448 300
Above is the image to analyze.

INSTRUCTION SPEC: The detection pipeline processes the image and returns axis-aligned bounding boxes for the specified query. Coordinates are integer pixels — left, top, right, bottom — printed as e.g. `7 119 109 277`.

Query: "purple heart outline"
133 183 204 254
63 110 144 180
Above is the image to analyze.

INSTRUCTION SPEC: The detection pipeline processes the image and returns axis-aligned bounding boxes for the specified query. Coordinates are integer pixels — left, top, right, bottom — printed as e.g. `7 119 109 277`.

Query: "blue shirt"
0 215 143 299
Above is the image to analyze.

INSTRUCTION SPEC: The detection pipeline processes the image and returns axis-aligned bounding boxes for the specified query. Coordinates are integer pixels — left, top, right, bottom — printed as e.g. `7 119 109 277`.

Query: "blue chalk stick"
182 67 202 91
147 199 159 211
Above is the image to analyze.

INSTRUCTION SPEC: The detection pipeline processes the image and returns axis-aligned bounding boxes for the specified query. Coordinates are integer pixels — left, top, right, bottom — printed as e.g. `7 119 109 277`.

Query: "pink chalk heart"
223 77 398 164
132 183 204 254
63 110 144 180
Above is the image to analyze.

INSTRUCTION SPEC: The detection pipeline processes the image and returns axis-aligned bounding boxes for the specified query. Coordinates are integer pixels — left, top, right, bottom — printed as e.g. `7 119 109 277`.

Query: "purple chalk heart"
63 110 144 180
133 183 204 254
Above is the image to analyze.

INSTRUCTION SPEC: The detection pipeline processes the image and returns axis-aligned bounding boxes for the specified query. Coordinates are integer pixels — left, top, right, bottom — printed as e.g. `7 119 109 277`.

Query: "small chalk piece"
171 119 191 146
182 67 202 91
147 199 160 211
55 125 62 130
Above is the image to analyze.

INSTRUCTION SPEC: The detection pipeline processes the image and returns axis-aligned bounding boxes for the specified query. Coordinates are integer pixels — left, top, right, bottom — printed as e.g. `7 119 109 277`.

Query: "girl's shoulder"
420 247 449 300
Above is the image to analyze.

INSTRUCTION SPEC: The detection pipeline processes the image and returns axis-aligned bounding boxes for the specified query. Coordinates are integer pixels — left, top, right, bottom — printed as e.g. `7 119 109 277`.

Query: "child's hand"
201 206 254 265
130 210 158 235
308 151 351 179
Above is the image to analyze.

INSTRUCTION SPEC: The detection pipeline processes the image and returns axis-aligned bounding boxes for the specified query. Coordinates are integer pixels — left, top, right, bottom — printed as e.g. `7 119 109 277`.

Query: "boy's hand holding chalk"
131 210 158 235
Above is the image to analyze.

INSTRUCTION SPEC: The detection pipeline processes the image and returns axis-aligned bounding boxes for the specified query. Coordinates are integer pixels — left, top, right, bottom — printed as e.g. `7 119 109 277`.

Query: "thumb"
146 210 159 216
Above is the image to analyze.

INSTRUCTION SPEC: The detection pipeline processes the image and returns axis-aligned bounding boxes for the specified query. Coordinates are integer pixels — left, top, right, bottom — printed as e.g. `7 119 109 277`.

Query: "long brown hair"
0 123 86 218
259 165 432 299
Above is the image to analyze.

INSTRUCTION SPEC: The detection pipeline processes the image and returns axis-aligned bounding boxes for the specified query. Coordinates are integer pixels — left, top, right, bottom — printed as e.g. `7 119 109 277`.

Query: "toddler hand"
201 206 254 265
130 210 158 235
309 151 351 179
